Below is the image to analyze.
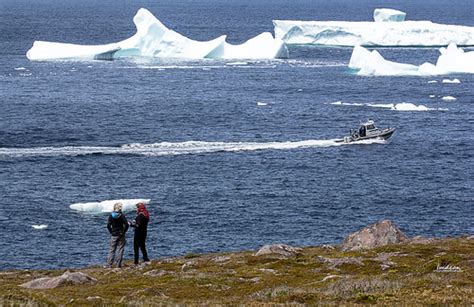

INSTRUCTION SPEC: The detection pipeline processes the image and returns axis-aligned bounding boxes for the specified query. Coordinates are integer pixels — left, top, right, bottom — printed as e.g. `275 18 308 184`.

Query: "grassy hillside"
1 237 473 305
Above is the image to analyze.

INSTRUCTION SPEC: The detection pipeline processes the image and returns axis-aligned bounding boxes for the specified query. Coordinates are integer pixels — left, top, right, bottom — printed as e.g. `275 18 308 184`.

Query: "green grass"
1 237 473 305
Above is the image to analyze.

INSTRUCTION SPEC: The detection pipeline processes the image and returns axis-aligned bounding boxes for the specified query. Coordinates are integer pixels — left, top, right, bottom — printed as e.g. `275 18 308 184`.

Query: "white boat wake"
0 139 386 158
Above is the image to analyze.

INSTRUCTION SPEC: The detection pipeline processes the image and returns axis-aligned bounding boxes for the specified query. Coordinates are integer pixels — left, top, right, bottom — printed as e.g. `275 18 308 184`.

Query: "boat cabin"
356 120 379 137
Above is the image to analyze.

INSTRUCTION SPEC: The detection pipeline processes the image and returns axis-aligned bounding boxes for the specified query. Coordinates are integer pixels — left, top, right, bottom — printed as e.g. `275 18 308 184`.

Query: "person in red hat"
130 202 150 265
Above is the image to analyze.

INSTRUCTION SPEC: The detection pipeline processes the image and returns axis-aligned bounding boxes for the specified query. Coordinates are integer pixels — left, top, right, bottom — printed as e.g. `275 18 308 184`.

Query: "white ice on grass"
273 9 474 47
32 225 48 230
373 8 406 22
70 199 151 213
349 44 474 76
442 78 461 84
27 8 288 61
442 96 457 101
331 101 446 111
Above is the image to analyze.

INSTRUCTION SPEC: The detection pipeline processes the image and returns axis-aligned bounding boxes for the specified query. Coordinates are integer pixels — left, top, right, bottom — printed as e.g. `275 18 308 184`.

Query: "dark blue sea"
0 0 473 270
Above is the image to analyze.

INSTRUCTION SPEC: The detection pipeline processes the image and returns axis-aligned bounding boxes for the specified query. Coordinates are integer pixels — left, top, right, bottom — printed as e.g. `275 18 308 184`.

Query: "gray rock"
20 271 96 289
341 220 407 251
316 256 364 267
408 235 435 245
143 269 172 277
212 256 231 263
255 244 302 258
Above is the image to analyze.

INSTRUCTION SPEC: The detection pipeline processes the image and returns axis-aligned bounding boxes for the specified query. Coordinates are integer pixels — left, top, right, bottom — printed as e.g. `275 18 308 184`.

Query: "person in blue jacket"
106 202 129 268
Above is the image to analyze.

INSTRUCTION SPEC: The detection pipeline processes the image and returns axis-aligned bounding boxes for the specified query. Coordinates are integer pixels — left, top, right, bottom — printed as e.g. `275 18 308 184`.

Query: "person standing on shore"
106 202 129 268
130 202 150 265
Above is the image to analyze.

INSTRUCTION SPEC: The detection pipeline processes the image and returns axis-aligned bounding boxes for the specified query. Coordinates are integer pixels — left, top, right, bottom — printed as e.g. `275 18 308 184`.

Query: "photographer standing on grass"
130 202 150 266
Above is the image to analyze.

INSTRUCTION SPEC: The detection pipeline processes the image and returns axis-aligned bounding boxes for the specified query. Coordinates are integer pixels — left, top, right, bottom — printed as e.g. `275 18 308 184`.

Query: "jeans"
107 235 126 267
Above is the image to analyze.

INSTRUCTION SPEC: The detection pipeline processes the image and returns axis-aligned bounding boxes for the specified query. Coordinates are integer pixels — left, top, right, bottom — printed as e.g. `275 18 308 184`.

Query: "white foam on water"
428 80 438 83
429 95 436 98
331 101 446 111
0 138 388 158
442 96 457 101
70 199 151 213
226 62 248 66
442 78 461 84
32 225 48 230
14 67 27 71
257 102 268 106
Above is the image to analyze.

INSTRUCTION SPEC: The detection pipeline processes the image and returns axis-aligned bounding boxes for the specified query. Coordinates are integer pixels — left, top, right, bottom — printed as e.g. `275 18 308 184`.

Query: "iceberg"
442 78 461 83
32 224 48 230
27 8 288 61
349 43 474 76
70 199 151 213
441 96 457 101
273 9 474 47
373 8 406 22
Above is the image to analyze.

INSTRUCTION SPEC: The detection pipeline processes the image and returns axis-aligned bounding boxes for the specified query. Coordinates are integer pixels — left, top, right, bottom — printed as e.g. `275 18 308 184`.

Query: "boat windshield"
366 124 375 130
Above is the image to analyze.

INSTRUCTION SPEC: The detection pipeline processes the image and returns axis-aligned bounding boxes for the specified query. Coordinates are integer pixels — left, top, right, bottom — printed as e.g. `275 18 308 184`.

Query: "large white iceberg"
273 9 474 47
349 43 474 76
373 8 406 22
27 8 288 61
70 199 151 213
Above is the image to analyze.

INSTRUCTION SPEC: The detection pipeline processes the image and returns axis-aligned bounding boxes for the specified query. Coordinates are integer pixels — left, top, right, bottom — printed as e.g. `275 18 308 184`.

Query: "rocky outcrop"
255 244 302 258
20 271 96 289
408 235 435 245
341 220 407 251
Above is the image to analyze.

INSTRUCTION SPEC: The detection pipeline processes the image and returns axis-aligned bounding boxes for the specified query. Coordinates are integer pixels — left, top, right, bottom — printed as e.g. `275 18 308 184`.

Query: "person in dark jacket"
106 202 129 268
130 202 150 265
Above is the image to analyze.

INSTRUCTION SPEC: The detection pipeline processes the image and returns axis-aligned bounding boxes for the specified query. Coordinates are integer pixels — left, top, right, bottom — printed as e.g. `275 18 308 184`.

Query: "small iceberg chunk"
373 8 406 22
70 199 151 213
32 224 48 230
349 43 474 76
442 78 461 84
441 96 457 101
27 8 287 61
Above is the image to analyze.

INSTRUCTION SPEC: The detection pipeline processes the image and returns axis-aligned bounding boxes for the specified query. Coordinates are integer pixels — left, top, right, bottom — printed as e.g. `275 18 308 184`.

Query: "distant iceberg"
273 8 474 47
373 8 406 23
70 199 151 213
27 8 288 61
348 43 474 76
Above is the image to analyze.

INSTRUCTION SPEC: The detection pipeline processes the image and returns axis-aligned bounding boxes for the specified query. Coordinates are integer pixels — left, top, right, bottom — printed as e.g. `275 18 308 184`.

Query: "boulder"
255 244 302 258
20 271 96 289
341 220 407 251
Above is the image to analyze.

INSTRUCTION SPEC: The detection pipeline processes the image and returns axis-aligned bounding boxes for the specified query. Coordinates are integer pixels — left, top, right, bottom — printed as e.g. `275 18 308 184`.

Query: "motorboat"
336 120 395 143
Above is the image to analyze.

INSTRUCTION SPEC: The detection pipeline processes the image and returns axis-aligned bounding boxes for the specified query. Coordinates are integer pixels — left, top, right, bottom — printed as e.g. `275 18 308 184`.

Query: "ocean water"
0 0 473 270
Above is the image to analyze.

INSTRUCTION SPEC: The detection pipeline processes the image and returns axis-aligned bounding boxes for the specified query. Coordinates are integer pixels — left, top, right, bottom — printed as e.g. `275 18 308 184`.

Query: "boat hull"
336 127 395 143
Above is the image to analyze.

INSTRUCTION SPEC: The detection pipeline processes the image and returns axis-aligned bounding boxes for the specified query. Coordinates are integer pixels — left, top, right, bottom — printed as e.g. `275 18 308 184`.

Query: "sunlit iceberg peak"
27 8 288 61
